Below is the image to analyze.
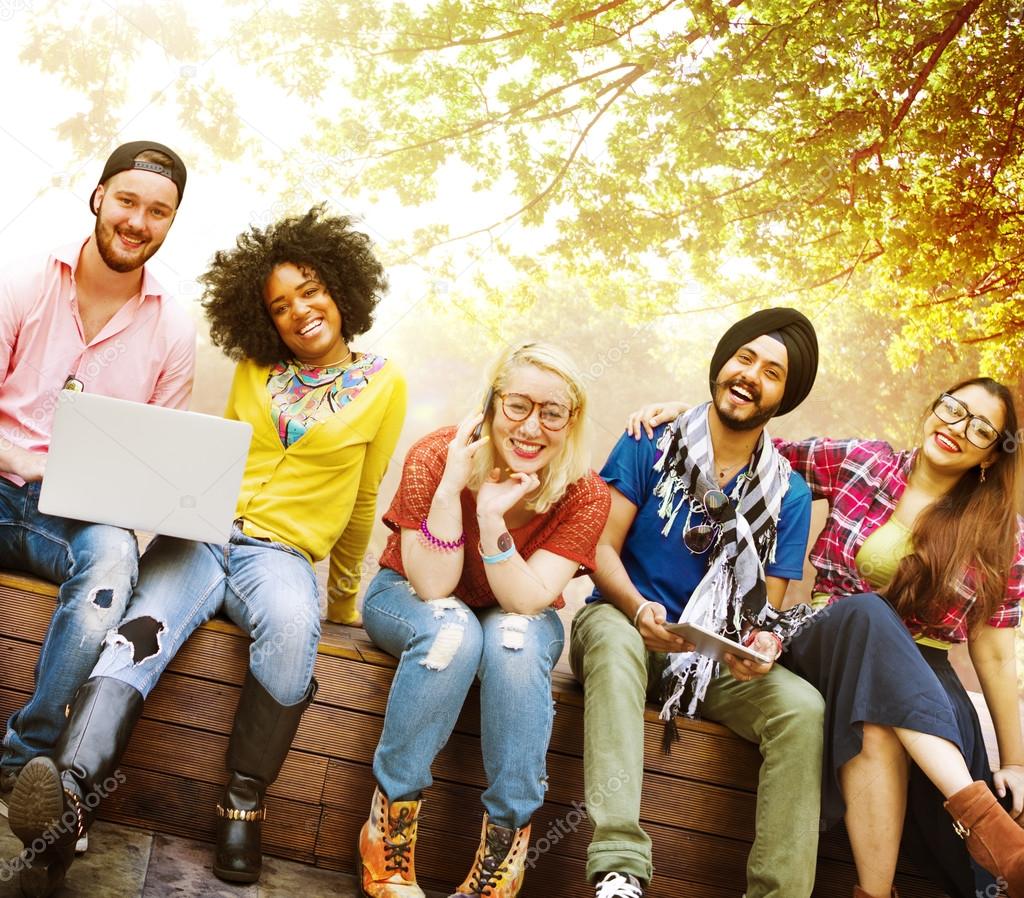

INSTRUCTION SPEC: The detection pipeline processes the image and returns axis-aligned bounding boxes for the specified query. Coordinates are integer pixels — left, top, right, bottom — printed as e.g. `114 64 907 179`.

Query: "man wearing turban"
571 308 823 898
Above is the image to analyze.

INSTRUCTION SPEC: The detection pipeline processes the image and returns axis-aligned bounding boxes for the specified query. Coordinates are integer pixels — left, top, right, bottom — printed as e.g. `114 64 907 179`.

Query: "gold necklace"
716 458 746 480
310 349 353 369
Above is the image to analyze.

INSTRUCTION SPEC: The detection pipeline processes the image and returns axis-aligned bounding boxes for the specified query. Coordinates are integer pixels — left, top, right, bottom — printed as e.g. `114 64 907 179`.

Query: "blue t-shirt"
590 424 812 619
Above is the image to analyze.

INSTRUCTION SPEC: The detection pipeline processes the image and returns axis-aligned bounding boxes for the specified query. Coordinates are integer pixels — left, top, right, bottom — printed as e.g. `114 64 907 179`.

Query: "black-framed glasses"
682 488 730 554
498 392 576 431
931 393 1004 450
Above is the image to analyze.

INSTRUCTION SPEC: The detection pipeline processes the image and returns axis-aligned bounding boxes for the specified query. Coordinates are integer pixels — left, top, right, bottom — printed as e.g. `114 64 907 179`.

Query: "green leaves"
18 0 1024 378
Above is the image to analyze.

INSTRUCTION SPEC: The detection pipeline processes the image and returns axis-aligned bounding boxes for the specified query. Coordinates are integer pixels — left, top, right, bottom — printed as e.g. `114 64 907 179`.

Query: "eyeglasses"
682 488 730 554
498 392 576 431
931 393 1004 450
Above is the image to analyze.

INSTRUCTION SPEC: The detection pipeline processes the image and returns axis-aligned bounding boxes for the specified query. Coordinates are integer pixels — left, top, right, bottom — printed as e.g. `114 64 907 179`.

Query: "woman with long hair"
626 378 1024 898
8 207 406 897
356 341 610 898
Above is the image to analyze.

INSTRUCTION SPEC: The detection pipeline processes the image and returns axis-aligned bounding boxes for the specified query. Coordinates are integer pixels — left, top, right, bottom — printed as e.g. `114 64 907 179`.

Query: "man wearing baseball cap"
0 141 195 814
572 308 824 898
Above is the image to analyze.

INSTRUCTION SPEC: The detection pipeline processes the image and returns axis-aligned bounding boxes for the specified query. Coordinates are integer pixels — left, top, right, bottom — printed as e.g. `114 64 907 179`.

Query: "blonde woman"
356 341 610 898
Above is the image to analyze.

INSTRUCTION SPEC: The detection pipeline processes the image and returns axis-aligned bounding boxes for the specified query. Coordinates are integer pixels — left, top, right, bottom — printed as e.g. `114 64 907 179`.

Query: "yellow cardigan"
225 357 407 622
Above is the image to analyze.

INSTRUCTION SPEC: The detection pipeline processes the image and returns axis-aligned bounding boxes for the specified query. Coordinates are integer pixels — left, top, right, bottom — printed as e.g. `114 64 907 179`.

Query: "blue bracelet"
479 541 516 565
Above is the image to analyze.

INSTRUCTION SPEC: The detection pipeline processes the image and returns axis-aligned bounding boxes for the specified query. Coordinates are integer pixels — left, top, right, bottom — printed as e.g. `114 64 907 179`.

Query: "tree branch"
849 0 984 173
961 321 1024 345
430 64 650 247
385 0 638 55
345 62 641 163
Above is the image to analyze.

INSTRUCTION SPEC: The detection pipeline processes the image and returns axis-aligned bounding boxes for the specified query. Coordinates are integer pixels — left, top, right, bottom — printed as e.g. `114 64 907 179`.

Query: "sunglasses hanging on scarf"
682 487 730 554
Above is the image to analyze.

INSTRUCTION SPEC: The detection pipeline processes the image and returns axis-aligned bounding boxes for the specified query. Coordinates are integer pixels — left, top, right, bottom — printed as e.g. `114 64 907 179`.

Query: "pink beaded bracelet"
418 518 466 552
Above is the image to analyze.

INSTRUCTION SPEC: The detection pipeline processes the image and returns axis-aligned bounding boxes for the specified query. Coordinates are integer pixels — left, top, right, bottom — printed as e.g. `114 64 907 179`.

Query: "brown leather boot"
853 887 898 897
357 785 425 898
944 780 1024 897
449 815 531 898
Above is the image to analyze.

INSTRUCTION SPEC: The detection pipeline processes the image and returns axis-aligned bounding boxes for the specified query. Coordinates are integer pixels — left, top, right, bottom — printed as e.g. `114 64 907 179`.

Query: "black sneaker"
0 765 20 818
595 871 645 897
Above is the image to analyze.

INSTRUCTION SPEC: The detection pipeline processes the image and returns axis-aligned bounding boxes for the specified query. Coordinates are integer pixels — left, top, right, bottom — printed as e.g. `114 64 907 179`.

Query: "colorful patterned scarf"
268 354 385 447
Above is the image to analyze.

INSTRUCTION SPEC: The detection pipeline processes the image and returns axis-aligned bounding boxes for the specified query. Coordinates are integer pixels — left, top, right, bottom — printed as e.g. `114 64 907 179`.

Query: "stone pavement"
0 821 446 897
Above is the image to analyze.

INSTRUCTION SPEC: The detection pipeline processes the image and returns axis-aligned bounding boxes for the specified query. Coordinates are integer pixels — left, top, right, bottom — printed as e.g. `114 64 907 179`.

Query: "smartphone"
471 387 495 441
662 621 772 664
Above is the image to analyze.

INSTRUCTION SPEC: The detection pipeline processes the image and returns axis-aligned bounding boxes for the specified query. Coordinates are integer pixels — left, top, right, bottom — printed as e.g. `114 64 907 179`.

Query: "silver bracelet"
632 600 655 629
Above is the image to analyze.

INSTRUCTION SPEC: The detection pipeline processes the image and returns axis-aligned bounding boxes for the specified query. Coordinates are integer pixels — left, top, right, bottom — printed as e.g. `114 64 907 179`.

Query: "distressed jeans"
90 526 321 706
570 601 824 897
363 567 564 829
0 477 138 770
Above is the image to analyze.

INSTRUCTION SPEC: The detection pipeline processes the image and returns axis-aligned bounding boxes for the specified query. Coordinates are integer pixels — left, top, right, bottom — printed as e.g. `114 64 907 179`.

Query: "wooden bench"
0 572 946 897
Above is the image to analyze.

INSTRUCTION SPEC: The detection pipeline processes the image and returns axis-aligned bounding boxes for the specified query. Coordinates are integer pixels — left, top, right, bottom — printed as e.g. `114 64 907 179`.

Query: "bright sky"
0 1 427 316
0 1 715 428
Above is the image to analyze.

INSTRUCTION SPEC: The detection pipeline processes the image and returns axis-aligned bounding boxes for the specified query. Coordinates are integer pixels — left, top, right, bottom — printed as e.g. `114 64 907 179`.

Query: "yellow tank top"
855 518 951 650
811 519 952 650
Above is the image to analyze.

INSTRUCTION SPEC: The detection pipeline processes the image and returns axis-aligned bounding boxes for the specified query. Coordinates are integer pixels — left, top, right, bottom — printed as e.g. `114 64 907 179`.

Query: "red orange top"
378 426 611 608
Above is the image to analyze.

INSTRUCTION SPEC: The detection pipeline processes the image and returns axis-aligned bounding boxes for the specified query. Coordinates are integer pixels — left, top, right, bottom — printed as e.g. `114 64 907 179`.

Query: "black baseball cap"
89 141 187 214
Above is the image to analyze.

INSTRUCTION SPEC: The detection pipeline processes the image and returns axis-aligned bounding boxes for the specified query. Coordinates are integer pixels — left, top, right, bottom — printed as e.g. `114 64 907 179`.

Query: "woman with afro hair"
8 207 406 897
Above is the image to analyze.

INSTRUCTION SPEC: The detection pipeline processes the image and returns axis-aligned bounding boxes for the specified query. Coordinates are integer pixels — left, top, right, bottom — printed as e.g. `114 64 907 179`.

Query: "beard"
93 206 163 273
712 378 782 432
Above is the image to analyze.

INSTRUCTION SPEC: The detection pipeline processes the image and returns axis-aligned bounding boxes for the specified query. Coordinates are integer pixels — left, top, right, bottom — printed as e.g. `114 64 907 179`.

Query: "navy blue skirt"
784 592 999 898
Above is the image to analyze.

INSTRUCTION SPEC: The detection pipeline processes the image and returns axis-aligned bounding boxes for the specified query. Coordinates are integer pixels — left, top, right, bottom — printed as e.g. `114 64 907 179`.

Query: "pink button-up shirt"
0 239 196 484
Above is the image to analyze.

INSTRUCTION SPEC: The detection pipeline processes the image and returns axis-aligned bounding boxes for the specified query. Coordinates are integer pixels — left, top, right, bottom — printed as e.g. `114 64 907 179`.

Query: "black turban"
90 140 187 214
709 307 818 416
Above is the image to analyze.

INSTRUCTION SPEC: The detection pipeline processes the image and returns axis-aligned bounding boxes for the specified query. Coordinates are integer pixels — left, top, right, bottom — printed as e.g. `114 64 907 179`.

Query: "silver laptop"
39 391 253 544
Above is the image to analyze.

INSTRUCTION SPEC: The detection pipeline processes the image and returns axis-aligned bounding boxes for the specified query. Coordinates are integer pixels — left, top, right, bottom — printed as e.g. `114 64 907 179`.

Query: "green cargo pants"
569 600 824 898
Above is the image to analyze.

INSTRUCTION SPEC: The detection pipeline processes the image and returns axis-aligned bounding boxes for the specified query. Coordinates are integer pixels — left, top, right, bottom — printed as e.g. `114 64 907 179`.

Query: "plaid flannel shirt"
774 437 1024 644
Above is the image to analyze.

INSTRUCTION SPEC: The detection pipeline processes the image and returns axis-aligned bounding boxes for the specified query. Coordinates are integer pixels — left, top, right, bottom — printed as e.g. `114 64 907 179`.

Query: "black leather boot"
8 677 144 898
212 671 317 883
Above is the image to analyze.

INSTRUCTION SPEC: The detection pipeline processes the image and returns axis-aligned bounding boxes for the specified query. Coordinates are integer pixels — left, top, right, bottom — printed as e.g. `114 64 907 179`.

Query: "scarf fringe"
653 403 792 718
661 718 680 754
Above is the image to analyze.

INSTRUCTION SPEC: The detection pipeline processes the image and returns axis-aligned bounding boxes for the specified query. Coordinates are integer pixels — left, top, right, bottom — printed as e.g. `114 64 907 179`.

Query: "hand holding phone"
471 387 495 442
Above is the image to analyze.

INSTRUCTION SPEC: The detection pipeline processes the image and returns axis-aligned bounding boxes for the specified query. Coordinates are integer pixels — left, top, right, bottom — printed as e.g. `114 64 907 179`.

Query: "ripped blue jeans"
90 526 321 706
0 478 138 769
363 567 564 829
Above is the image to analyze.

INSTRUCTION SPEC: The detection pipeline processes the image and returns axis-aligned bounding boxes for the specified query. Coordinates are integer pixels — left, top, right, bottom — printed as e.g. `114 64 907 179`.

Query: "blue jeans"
0 477 138 769
363 567 564 829
90 526 321 706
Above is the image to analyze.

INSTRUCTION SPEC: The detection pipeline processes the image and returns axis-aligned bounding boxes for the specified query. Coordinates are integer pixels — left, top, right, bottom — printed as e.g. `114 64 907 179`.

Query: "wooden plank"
97 765 320 862
0 571 945 896
0 689 326 806
317 802 746 898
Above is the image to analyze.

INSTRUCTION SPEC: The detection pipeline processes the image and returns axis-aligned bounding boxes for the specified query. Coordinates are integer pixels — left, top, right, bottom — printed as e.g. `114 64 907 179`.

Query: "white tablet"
663 621 772 665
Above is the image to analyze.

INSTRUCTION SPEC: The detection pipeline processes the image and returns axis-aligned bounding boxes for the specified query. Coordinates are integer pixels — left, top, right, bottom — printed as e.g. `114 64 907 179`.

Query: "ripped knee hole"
112 616 165 664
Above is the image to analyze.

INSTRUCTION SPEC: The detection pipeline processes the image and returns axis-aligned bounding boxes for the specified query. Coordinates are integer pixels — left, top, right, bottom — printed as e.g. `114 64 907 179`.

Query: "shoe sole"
211 866 260 884
7 757 65 848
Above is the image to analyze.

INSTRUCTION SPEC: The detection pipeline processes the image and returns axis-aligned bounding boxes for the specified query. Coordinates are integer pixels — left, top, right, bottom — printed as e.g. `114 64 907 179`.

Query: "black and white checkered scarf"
652 403 790 720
